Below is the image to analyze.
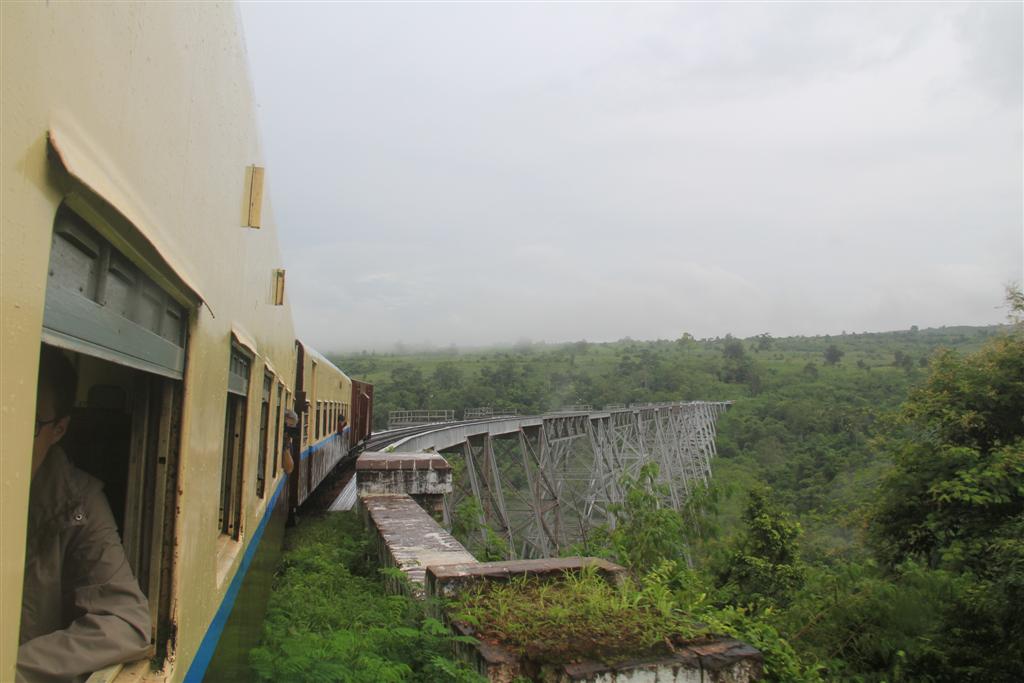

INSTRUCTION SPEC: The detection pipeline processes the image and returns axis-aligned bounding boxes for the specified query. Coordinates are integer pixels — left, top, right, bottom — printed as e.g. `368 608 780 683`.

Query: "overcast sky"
239 2 1022 353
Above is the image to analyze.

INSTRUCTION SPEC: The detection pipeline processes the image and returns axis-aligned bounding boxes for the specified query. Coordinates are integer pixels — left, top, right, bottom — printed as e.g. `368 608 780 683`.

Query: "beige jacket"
17 447 151 683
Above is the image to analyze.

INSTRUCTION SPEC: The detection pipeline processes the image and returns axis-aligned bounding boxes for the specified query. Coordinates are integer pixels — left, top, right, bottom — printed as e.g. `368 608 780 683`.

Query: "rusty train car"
1 3 370 682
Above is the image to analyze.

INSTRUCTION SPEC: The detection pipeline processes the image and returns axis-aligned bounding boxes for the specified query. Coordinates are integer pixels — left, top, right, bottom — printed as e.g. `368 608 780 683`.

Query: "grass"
448 567 705 666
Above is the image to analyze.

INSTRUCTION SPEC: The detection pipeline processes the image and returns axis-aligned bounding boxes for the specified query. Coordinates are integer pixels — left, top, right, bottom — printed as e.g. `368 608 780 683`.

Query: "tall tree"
823 344 844 366
716 486 805 608
871 331 1024 681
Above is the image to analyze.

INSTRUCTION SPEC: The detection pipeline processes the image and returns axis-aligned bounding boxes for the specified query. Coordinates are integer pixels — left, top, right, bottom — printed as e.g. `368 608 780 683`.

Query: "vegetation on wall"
450 566 704 667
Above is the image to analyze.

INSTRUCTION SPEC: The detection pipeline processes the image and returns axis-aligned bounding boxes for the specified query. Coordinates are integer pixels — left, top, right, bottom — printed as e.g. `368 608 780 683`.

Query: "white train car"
0 3 337 681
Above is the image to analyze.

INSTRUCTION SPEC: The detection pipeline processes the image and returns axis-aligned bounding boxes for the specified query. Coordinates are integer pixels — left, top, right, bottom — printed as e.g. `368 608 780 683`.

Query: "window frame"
256 371 273 499
220 344 251 540
272 382 283 478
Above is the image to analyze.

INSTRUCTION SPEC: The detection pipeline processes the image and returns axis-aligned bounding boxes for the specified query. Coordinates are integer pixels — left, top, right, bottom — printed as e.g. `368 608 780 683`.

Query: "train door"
40 204 191 663
306 361 318 495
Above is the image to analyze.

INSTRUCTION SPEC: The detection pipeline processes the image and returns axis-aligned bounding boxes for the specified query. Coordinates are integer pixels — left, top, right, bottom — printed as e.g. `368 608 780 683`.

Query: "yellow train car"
0 3 360 682
290 341 354 511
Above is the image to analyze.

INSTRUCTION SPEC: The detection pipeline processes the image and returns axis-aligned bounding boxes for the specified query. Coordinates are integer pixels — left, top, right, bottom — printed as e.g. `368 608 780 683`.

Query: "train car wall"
292 342 353 508
350 379 375 445
2 3 299 682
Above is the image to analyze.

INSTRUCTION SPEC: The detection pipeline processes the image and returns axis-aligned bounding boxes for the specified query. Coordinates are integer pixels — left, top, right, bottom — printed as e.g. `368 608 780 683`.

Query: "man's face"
32 385 69 478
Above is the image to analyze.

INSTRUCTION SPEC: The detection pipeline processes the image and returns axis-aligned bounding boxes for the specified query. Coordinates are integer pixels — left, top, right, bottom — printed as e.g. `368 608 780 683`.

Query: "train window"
300 405 309 447
221 345 250 539
272 383 283 478
44 206 187 378
256 372 272 498
315 400 322 440
40 202 194 666
309 361 318 444
284 389 294 466
50 349 184 664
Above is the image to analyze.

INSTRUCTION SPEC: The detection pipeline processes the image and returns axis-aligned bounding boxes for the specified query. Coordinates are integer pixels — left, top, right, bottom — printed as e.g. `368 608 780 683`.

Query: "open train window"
281 389 292 471
315 400 322 440
300 404 309 448
40 204 192 666
272 383 283 478
221 345 250 539
256 372 272 498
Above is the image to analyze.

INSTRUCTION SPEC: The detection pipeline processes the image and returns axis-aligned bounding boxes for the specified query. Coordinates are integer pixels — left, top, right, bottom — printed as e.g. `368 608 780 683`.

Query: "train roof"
297 339 350 383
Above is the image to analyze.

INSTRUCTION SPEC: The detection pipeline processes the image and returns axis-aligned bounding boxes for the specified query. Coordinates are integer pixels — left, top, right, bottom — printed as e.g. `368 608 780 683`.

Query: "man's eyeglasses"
35 417 60 437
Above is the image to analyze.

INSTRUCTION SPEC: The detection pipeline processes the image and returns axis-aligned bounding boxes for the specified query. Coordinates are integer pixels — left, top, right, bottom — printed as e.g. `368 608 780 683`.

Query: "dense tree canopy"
330 322 1021 681
873 336 1024 566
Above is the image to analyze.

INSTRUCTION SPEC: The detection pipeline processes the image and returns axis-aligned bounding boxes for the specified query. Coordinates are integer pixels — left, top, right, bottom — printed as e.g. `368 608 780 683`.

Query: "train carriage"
290 341 354 509
1 3 370 682
350 378 376 447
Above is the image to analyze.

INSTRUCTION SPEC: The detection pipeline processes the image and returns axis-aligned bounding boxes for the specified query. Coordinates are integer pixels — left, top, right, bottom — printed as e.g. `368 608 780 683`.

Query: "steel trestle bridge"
372 401 731 559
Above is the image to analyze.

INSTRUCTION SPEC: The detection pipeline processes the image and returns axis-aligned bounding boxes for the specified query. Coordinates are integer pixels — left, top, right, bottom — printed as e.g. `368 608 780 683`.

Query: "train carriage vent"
43 206 188 379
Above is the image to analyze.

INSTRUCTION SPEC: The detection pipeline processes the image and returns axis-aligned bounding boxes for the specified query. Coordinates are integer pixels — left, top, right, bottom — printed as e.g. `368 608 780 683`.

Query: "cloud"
241 3 1022 351
955 2 1024 105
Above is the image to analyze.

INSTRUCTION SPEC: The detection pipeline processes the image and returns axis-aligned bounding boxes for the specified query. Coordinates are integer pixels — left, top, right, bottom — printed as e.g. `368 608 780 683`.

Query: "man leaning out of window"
18 346 151 683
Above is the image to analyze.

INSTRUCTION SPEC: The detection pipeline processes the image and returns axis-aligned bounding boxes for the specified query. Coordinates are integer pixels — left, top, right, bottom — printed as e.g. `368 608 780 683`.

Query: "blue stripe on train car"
182 475 287 683
182 433 343 681
299 433 341 462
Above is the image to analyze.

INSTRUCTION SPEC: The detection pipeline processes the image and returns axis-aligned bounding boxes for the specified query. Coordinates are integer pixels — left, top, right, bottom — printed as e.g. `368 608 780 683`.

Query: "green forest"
326 308 1022 682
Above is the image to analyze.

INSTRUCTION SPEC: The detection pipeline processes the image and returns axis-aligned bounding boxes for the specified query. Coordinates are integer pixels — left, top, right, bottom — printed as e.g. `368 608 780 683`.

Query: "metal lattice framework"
431 402 730 559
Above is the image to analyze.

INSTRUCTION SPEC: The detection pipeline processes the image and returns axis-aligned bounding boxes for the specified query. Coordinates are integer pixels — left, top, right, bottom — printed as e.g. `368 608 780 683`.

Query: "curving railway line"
311 420 477 512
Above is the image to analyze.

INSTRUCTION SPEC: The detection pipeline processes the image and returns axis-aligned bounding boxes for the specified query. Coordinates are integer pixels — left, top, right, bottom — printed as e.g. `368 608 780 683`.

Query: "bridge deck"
362 494 476 589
